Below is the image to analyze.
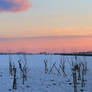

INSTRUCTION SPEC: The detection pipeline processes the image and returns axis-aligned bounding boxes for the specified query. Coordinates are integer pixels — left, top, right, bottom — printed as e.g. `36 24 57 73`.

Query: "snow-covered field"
0 54 92 92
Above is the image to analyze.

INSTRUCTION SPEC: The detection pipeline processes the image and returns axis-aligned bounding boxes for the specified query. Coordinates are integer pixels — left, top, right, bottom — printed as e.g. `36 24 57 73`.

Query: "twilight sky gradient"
0 0 92 53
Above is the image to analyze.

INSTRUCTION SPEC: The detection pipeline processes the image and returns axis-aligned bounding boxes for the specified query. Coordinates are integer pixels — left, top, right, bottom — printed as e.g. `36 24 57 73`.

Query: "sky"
0 0 92 53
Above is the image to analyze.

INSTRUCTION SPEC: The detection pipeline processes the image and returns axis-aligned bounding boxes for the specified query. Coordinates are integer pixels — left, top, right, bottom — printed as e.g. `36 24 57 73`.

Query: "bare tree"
44 59 48 74
49 62 61 75
72 66 77 92
9 55 13 76
18 55 29 84
59 56 67 77
12 65 17 90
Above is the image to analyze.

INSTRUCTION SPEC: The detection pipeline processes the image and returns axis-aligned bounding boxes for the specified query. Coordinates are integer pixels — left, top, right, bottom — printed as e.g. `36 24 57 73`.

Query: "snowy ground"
0 54 92 92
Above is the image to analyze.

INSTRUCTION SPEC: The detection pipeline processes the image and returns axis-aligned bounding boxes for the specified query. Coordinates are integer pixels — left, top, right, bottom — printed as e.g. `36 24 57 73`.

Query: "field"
0 54 92 92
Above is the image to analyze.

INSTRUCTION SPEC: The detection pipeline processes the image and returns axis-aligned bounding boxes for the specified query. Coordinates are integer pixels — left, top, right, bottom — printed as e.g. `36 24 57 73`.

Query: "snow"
0 54 92 92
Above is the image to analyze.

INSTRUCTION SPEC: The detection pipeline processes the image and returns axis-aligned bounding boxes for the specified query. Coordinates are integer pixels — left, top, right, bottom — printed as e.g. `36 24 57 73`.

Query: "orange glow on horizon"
0 37 92 53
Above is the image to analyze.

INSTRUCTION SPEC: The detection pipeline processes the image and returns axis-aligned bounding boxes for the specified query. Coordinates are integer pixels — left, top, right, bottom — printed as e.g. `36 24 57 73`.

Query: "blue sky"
0 0 92 52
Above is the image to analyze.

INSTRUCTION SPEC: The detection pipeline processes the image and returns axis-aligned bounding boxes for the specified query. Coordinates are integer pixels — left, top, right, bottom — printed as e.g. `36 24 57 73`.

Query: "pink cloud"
0 0 31 12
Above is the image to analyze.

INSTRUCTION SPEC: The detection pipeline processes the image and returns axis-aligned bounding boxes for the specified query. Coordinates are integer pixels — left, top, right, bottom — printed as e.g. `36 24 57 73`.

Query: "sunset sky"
0 0 92 53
